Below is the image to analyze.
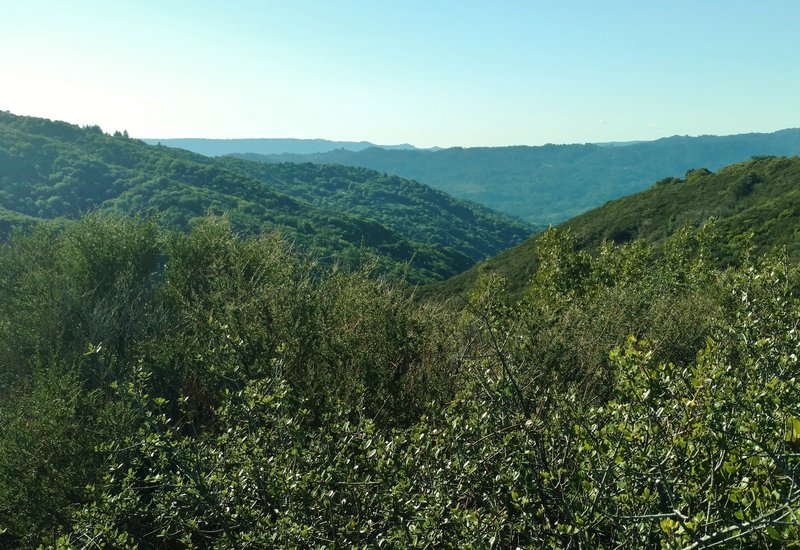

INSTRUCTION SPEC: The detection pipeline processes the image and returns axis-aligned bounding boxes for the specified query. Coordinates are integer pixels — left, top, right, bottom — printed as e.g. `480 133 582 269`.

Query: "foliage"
0 110 533 284
61 242 800 547
215 156 532 261
428 154 800 298
2 215 800 546
0 214 458 547
6 110 800 548
0 370 99 548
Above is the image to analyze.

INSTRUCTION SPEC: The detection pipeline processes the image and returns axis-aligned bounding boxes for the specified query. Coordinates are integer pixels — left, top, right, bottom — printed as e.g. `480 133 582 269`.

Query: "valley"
234 129 800 224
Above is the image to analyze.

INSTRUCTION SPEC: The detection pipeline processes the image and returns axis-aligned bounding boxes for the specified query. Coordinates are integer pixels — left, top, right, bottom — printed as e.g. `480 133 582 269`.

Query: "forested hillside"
239 129 800 224
430 155 800 297
215 157 531 261
2 213 799 547
0 111 530 283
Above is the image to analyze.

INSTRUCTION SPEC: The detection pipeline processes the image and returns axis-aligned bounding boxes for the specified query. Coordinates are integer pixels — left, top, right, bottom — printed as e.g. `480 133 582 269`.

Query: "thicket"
1 214 799 548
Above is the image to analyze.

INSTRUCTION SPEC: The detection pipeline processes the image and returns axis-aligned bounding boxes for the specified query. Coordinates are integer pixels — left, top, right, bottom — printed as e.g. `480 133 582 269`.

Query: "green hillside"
238 129 800 224
428 155 800 297
215 157 532 261
0 111 529 283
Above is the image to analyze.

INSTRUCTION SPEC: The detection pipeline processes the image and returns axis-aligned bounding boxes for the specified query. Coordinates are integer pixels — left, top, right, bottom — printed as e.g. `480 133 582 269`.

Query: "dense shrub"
1 214 799 547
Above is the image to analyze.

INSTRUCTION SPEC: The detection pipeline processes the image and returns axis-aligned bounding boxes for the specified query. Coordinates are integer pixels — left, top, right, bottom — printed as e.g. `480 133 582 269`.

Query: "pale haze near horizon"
1 0 798 148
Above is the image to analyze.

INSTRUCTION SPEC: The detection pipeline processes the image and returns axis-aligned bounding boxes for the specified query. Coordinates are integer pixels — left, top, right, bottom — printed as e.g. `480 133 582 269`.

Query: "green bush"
1 214 799 547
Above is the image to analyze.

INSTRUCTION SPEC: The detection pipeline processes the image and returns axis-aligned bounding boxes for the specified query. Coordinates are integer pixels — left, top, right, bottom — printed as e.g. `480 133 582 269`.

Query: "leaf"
767 525 782 540
660 517 678 534
786 416 800 444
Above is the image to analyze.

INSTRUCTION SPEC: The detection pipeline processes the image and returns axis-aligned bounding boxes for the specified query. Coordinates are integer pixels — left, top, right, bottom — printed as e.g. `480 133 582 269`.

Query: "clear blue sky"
1 0 798 147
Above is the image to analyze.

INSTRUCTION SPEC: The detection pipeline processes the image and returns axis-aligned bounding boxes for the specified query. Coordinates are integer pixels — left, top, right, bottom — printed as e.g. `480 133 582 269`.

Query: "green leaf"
786 416 800 444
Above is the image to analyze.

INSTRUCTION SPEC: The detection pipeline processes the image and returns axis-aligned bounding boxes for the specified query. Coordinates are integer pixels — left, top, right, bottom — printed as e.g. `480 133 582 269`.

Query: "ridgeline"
237 129 800 224
0 111 531 283
426 155 800 297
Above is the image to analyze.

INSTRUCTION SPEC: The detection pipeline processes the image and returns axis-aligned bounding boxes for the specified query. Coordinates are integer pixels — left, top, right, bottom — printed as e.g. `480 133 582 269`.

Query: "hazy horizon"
138 127 800 151
2 1 799 148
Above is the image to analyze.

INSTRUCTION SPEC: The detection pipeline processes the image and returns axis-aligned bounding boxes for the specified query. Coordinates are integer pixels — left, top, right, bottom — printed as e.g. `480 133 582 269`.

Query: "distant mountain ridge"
141 138 418 156
235 129 800 224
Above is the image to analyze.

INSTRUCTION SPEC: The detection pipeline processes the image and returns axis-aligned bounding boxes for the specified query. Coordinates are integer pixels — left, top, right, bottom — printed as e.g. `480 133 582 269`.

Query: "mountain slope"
237 129 800 224
426 155 800 297
214 157 532 262
0 111 499 283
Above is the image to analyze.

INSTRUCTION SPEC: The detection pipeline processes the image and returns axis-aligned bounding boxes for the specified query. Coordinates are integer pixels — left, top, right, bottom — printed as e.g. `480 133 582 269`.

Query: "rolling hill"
0 111 530 283
213 157 532 262
236 129 800 224
426 154 800 297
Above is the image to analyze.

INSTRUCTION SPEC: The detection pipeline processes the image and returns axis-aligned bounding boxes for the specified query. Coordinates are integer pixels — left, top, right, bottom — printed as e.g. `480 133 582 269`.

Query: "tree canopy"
0 111 531 284
2 111 800 547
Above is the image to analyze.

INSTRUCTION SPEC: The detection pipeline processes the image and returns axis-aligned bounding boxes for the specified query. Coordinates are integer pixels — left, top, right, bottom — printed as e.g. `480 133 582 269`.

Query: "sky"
1 0 799 148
